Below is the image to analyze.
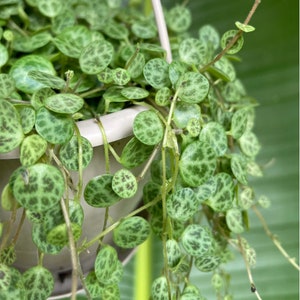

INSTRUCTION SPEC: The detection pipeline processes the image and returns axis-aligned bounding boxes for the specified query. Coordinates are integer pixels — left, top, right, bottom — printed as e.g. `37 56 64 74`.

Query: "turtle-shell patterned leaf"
59 135 93 171
194 255 221 272
143 58 170 89
199 24 220 51
168 60 190 86
133 110 164 146
0 74 15 97
0 267 24 299
23 266 54 300
151 276 169 300
211 273 224 291
54 25 92 58
181 224 213 257
15 105 35 134
0 245 16 266
112 169 137 199
12 32 52 52
208 172 234 212
239 131 261 157
166 239 182 268
35 107 74 144
182 284 202 297
179 38 208 67
179 140 217 187
112 68 130 85
85 271 103 299
131 20 157 39
12 164 65 212
221 80 246 103
173 102 201 129
155 87 172 106
193 176 217 203
94 245 118 284
126 52 145 79
166 188 198 222
230 107 249 139
0 264 11 291
27 70 66 90
79 40 114 74
37 0 63 17
1 184 19 211
239 186 255 210
97 68 114 84
176 72 209 104
257 195 271 209
31 88 55 110
166 5 191 33
235 21 256 33
0 100 24 153
102 260 123 285
102 19 129 40
121 87 149 100
247 160 263 177
20 134 47 167
213 56 236 82
199 122 228 156
226 208 244 234
9 55 56 94
0 44 9 67
221 29 244 54
51 10 76 35
113 216 150 248
101 284 120 299
230 154 248 185
120 137 154 169
84 174 121 207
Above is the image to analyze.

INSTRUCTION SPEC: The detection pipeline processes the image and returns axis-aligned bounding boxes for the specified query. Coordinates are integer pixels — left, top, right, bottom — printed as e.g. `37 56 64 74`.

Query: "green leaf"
166 188 198 222
101 19 129 40
12 163 65 212
112 169 137 199
12 32 52 52
113 216 150 248
37 0 63 17
199 24 220 51
0 44 9 67
166 5 191 33
126 52 145 79
20 134 47 166
23 266 54 300
230 107 249 139
226 208 244 233
194 255 221 272
84 174 121 207
0 74 15 97
45 93 84 114
112 68 130 85
179 38 208 66
1 184 19 211
31 87 55 110
193 176 217 203
121 87 149 100
131 20 157 39
166 239 182 268
155 87 172 106
0 100 24 153
239 131 261 157
0 267 24 299
220 29 244 54
212 57 236 82
0 264 11 291
235 21 255 33
179 140 217 187
79 40 114 74
133 110 164 146
9 55 56 94
15 105 35 134
239 186 254 210
230 154 248 185
151 276 169 300
181 224 213 257
143 58 170 89
59 135 93 171
173 102 201 129
27 70 66 90
85 271 103 298
35 107 74 144
177 72 209 103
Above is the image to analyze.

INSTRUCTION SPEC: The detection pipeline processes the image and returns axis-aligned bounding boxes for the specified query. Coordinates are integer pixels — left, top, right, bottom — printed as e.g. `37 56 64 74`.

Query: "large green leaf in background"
73 1 299 299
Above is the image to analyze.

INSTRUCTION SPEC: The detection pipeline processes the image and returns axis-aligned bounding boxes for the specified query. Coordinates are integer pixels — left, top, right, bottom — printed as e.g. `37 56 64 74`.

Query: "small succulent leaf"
112 68 130 85
193 176 217 203
84 174 121 207
113 216 150 248
194 255 221 272
103 260 123 285
54 25 92 58
199 24 220 51
155 87 172 106
0 99 24 153
235 21 255 33
103 86 128 105
1 184 19 211
121 87 149 100
239 187 255 210
230 107 249 139
35 107 74 144
133 110 164 146
258 195 271 209
221 80 246 102
94 245 118 284
27 70 66 90
131 20 157 39
182 284 202 296
213 57 236 82
26 210 44 224
101 19 129 40
126 52 145 79
20 134 47 166
45 93 84 114
226 208 244 234
168 60 190 87
166 5 191 33
166 239 182 268
245 247 256 267
15 105 35 134
0 263 11 291
166 188 198 221
181 224 213 257
143 58 170 89
37 0 63 17
0 267 24 299
51 10 76 34
179 38 208 66
120 137 154 169
221 29 244 54
101 284 120 299
177 72 209 103
208 172 235 212
9 55 56 94
112 169 137 199
23 266 54 300
211 273 224 291
0 245 16 266
12 32 52 52
0 44 9 67
230 154 248 185
151 276 169 300
97 68 114 84
239 131 261 157
31 88 55 110
12 163 65 212
179 140 217 187
173 102 201 129
199 122 228 156
0 74 15 97
85 271 103 298
247 160 263 177
59 135 93 171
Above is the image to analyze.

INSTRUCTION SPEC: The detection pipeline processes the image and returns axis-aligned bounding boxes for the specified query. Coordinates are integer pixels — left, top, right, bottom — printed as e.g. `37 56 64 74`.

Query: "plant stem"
74 124 84 203
252 205 300 271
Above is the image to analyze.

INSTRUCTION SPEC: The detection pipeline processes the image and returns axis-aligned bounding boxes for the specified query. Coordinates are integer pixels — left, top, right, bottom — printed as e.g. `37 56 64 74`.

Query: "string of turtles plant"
0 0 298 299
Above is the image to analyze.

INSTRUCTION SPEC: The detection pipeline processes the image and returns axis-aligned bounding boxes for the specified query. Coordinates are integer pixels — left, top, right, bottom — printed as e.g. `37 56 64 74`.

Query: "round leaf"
0 44 9 67
239 131 261 157
12 32 52 52
166 5 191 33
85 271 103 298
151 276 169 300
37 0 63 17
193 176 217 203
179 140 217 187
155 87 172 106
133 110 164 146
131 20 157 39
45 93 84 114
230 107 249 139
166 239 182 268
226 208 244 234
15 105 35 134
121 87 149 100
126 52 145 79
195 255 221 272
199 24 220 51
0 264 11 291
231 154 248 185
112 169 137 199
84 174 121 207
112 68 130 85
0 74 15 97
239 187 255 210
177 72 209 103
221 29 244 54
113 216 150 248
27 70 66 90
235 21 255 33
12 163 65 212
173 102 201 129
179 38 208 66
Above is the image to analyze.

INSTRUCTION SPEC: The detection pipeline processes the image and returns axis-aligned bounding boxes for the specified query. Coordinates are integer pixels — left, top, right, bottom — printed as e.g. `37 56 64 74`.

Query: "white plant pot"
0 105 147 297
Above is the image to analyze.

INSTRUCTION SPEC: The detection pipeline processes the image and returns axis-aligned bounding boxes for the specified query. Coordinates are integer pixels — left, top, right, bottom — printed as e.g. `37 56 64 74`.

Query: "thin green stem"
74 124 84 203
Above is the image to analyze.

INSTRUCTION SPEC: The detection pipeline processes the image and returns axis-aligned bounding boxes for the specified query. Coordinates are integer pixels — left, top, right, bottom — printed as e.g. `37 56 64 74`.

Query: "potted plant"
0 0 298 299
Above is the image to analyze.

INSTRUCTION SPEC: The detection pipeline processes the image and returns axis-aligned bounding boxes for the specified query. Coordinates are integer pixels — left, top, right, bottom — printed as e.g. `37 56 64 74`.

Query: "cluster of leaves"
0 0 269 299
